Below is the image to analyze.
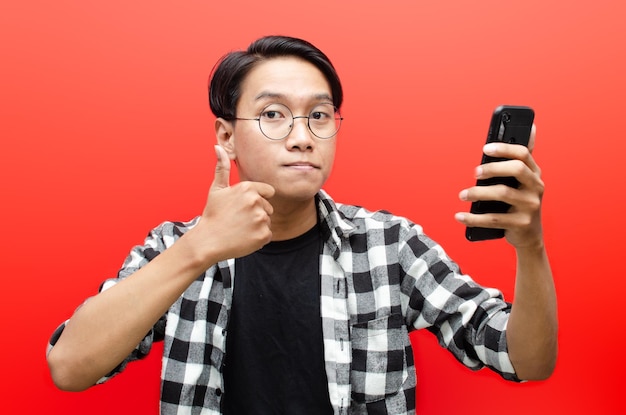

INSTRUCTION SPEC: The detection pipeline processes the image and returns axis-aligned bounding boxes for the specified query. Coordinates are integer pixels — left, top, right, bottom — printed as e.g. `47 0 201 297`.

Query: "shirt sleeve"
399 224 521 382
46 220 189 384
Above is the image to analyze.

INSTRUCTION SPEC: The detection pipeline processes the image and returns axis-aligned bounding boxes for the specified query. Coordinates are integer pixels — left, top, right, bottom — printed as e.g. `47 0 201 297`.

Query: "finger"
455 211 509 229
211 145 231 191
528 124 537 153
252 182 276 201
461 183 523 207
522 124 541 175
483 141 529 160
477 159 530 182
233 181 275 213
260 195 274 216
483 141 540 176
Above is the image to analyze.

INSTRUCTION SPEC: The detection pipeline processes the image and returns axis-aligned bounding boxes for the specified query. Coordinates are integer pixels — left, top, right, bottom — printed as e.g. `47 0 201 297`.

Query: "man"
47 35 557 414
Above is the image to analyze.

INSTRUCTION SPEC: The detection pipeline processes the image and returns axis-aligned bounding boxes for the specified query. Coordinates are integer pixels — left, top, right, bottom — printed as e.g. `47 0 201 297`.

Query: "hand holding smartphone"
465 105 535 242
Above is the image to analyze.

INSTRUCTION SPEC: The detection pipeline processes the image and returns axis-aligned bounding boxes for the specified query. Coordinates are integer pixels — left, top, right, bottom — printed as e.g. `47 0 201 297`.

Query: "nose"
285 116 314 150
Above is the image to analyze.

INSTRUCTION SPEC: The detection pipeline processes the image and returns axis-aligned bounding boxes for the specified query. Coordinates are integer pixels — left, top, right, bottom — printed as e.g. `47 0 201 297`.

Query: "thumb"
528 124 537 153
211 145 231 191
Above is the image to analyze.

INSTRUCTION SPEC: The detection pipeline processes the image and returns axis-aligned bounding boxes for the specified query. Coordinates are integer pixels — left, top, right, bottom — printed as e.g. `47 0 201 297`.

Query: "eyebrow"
254 91 333 103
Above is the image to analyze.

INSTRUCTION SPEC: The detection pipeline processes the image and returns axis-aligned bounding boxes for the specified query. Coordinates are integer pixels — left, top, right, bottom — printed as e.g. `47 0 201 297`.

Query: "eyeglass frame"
231 102 343 140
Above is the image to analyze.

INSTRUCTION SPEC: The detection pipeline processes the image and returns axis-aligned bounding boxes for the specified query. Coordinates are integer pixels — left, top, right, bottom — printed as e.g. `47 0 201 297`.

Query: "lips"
283 161 319 169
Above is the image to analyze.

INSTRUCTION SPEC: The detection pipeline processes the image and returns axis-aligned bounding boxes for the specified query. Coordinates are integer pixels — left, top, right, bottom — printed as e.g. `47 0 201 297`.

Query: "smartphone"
465 105 535 242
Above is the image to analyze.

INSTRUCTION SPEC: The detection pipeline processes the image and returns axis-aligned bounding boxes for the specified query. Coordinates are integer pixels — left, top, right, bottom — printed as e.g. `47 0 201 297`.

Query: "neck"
269 196 318 241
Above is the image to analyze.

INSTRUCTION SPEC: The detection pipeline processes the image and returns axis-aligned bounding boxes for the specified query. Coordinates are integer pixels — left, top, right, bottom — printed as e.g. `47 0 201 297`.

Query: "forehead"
239 57 332 106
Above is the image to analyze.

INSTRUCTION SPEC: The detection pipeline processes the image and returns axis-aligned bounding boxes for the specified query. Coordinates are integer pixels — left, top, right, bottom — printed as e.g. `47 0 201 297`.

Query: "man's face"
219 57 337 204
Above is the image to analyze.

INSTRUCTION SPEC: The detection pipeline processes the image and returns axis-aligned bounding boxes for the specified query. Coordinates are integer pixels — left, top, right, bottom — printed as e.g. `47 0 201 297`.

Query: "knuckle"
536 179 545 195
240 188 263 205
512 160 526 176
528 197 542 212
500 185 516 200
489 216 503 226
254 210 268 222
520 146 531 157
521 216 532 227
252 227 272 246
239 181 253 192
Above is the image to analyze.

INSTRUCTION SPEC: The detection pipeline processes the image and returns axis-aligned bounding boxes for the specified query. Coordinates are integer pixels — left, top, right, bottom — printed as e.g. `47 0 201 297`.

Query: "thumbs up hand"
184 145 275 267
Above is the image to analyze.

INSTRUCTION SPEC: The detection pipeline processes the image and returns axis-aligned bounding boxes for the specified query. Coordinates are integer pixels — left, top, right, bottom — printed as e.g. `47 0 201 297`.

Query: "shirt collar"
316 190 357 259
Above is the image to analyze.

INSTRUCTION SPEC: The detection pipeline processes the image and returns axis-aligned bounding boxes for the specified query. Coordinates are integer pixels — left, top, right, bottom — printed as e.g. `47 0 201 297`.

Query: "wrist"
175 224 222 272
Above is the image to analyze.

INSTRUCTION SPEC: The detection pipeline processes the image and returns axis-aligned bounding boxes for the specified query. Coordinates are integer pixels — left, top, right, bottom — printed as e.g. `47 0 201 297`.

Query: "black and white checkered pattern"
48 190 519 414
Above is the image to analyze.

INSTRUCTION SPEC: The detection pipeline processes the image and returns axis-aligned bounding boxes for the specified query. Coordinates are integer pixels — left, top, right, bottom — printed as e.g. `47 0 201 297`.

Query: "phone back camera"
502 112 511 123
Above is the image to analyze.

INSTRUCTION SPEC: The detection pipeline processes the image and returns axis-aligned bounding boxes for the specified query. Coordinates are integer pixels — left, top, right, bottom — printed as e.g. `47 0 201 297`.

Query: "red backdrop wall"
1 1 624 413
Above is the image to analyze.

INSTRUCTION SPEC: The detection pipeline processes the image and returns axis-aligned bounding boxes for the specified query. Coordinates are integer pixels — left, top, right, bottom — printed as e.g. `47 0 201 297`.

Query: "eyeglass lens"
259 103 341 140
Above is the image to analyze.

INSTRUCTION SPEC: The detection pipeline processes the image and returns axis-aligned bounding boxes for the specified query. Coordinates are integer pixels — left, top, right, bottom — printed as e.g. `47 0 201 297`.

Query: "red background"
1 1 624 413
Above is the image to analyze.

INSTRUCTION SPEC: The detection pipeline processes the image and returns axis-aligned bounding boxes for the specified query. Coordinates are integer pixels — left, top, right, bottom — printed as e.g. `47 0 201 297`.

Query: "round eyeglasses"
234 103 343 140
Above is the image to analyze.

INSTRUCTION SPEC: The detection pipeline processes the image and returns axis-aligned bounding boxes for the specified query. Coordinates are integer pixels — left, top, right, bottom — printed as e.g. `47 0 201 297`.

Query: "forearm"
47 230 217 391
506 242 558 380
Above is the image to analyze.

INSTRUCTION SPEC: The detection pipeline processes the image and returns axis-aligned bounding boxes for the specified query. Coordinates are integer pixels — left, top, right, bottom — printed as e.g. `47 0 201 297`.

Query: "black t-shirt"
222 224 333 415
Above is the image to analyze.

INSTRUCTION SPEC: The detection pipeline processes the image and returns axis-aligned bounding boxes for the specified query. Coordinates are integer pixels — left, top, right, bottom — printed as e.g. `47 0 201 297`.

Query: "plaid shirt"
48 190 518 414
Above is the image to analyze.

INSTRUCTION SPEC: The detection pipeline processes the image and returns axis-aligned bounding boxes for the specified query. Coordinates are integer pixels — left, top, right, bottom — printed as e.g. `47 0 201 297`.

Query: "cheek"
232 142 274 181
231 130 266 162
322 144 337 168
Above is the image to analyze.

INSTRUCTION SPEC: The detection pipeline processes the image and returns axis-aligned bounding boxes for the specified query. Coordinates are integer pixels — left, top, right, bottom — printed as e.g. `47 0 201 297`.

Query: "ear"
215 118 237 160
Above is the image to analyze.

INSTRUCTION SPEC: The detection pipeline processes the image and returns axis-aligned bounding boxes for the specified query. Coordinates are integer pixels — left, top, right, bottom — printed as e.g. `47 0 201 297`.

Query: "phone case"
465 105 535 242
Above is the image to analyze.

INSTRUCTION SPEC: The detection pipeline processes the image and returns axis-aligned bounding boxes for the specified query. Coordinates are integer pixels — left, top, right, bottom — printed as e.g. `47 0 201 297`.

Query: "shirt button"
216 388 222 397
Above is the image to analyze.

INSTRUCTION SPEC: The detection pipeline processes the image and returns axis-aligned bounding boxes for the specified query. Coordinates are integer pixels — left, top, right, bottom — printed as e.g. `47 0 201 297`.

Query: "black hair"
209 35 343 120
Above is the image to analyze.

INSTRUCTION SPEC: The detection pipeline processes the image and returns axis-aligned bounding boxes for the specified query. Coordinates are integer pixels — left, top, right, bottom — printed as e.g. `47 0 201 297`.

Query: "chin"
276 185 321 202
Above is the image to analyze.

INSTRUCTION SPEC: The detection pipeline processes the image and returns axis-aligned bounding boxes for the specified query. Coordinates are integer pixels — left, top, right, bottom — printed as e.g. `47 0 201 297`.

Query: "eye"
262 110 283 120
260 104 289 121
310 104 335 122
